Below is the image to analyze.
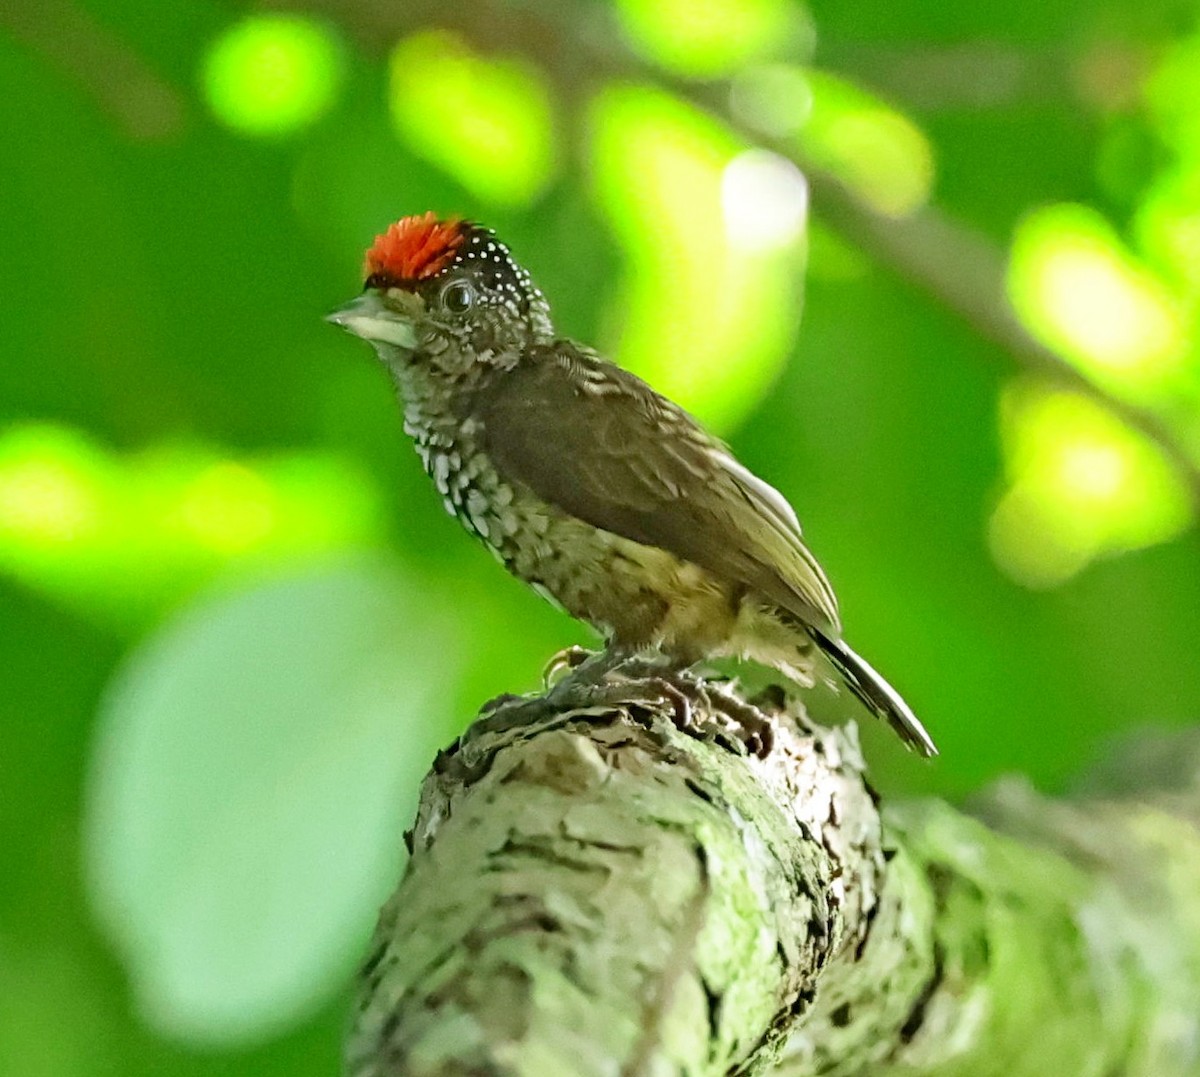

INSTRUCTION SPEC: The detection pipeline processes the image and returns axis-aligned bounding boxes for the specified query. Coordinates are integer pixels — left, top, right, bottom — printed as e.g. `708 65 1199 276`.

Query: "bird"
327 212 936 758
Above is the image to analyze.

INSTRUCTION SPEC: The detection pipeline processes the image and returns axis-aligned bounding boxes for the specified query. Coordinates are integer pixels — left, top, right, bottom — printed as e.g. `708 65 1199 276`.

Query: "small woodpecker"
328 213 936 757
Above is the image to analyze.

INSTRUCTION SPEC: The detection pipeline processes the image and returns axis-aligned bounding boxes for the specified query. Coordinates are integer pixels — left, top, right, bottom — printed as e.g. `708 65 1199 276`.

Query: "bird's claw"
540 649 777 758
543 645 598 688
639 676 695 732
672 675 776 758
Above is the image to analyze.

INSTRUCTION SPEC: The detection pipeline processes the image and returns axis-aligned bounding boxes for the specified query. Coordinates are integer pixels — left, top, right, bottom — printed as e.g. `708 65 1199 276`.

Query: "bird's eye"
441 280 474 314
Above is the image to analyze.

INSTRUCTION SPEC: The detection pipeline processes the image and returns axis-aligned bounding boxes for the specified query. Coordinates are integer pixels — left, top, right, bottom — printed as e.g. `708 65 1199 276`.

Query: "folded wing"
477 346 842 635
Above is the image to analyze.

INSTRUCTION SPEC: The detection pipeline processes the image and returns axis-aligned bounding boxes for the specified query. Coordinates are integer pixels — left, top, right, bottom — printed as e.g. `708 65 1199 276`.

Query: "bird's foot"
642 675 748 754
540 650 777 758
665 674 774 758
631 675 698 735
594 663 778 758
542 645 598 688
554 671 696 734
544 650 695 735
549 645 667 693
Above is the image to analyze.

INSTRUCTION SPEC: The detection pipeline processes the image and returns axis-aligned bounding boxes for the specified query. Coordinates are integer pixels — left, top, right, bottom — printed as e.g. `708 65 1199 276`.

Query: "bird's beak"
325 292 418 351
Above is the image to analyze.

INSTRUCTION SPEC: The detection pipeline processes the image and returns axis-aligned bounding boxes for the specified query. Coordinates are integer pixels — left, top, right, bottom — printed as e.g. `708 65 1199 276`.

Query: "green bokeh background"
3 0 1199 1071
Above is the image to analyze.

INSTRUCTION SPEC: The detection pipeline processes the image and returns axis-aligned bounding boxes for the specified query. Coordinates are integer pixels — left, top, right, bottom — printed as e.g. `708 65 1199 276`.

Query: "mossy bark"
346 681 1200 1076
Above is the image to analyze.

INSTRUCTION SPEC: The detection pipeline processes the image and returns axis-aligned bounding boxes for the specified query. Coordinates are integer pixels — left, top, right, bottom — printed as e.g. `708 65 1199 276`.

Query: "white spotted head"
331 213 554 376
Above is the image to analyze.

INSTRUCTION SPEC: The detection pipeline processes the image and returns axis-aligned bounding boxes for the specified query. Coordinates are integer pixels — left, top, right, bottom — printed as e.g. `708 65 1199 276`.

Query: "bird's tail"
812 630 938 757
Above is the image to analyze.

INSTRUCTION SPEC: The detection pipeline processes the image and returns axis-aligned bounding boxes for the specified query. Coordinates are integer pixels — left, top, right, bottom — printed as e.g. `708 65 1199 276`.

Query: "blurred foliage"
590 85 805 429
2 0 1199 1072
799 68 936 216
0 423 383 628
87 561 459 1043
1008 202 1189 401
202 14 344 137
989 381 1192 586
615 0 807 76
388 31 556 206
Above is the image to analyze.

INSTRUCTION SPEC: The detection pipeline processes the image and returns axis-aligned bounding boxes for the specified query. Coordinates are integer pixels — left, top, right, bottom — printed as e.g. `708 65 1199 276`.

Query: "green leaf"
590 86 805 433
388 30 556 206
202 15 345 138
84 558 460 1045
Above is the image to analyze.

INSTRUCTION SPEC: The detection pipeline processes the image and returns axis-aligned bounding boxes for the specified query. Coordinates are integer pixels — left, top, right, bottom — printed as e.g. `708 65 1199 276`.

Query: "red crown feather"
363 213 466 284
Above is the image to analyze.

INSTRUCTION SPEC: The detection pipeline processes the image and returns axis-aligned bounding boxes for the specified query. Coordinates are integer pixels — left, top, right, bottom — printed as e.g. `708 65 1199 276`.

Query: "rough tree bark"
345 670 1200 1076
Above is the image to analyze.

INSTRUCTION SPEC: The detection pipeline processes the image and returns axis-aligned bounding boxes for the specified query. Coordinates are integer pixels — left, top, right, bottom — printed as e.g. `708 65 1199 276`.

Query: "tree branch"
347 675 1200 1075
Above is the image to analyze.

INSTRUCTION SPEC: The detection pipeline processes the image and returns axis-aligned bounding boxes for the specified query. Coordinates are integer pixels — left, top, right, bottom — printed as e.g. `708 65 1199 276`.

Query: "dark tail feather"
813 631 938 757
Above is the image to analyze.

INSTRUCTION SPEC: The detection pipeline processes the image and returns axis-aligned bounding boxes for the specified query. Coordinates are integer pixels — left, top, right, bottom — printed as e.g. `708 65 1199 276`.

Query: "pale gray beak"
326 292 418 350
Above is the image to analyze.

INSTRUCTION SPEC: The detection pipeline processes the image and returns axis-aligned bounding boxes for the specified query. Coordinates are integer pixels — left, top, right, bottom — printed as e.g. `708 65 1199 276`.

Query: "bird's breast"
402 393 741 652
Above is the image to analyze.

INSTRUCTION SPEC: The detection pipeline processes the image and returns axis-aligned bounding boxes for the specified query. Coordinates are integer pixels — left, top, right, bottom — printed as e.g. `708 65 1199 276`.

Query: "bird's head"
327 213 553 377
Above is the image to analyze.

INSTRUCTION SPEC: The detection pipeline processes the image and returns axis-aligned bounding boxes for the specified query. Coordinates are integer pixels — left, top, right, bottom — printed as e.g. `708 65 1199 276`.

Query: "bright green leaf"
590 86 804 431
988 381 1192 588
0 424 384 630
388 31 555 206
1007 204 1188 403
1144 35 1200 161
798 69 934 218
1135 166 1200 294
614 0 810 77
202 15 343 137
84 559 460 1044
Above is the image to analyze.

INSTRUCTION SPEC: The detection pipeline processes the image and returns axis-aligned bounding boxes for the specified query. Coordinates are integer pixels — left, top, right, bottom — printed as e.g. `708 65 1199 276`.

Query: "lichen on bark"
346 674 1200 1077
